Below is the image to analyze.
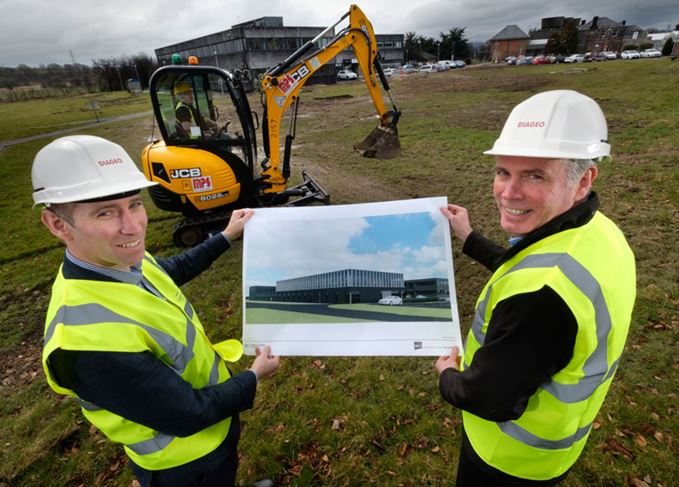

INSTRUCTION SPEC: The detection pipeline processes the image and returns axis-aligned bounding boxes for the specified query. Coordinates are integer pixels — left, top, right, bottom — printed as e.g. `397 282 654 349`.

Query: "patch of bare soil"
0 339 43 391
293 156 402 204
395 71 551 97
0 283 52 391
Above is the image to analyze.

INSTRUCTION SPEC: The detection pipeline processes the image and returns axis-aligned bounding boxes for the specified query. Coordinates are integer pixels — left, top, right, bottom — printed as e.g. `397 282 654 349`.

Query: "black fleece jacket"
439 193 599 421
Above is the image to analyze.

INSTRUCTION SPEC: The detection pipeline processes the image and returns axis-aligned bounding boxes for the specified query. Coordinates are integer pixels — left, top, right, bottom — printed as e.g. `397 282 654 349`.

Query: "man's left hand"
435 346 461 374
223 209 253 241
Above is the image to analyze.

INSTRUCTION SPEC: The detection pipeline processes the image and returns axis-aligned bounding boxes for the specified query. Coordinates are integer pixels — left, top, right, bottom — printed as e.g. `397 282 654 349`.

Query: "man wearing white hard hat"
33 135 278 487
434 91 636 485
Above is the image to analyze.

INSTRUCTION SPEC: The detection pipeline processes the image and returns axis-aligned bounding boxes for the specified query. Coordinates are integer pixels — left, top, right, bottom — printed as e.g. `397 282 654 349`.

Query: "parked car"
378 295 402 305
589 52 607 62
453 60 466 68
547 54 566 64
640 48 662 58
383 67 396 77
620 50 640 59
564 54 585 63
601 51 618 60
400 64 418 74
337 69 357 80
516 56 534 65
417 64 438 73
438 60 456 69
505 56 518 65
532 55 551 65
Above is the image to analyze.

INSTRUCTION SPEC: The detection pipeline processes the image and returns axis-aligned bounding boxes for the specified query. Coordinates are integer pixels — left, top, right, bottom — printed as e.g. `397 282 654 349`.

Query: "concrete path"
0 110 153 150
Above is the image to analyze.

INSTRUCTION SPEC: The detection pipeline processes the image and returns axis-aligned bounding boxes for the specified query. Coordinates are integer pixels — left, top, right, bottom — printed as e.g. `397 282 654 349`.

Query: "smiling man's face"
48 194 148 270
493 156 594 236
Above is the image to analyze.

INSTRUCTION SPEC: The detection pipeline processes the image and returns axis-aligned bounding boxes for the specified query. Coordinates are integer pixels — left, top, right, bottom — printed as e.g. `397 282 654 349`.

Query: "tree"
130 53 157 89
92 58 121 91
439 27 470 60
561 20 579 54
404 31 429 63
661 37 674 56
545 32 563 54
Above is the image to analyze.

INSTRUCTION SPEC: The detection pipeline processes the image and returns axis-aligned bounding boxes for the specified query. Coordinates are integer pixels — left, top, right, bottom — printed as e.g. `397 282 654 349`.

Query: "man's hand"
250 345 280 380
223 209 253 241
440 205 473 243
435 346 461 375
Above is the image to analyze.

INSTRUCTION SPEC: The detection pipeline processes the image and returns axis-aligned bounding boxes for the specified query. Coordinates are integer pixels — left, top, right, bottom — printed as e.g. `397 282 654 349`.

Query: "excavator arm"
259 4 400 194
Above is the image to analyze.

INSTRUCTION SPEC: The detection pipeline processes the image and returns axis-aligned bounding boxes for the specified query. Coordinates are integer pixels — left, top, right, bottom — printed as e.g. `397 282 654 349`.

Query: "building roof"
490 25 529 41
578 17 621 30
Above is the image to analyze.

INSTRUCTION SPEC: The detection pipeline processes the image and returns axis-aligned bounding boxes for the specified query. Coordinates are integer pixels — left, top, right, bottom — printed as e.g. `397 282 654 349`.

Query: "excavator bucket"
354 122 400 159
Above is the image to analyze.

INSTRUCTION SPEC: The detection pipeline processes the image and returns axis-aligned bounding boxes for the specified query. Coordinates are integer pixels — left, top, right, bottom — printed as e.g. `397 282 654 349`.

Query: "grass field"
0 59 677 486
0 91 152 141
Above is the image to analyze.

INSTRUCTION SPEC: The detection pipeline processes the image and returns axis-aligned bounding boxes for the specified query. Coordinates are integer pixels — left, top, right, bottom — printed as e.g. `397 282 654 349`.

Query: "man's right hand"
440 204 473 243
250 345 280 380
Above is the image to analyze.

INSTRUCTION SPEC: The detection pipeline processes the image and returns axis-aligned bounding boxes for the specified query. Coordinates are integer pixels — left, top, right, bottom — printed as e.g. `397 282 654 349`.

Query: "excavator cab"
143 65 329 246
142 67 250 246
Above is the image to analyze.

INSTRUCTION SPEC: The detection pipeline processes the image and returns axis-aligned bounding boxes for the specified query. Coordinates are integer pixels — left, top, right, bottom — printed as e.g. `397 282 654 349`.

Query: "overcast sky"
2 0 677 66
245 212 449 289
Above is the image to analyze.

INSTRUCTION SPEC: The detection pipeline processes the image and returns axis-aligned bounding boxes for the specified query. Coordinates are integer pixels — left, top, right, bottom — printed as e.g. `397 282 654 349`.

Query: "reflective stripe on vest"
175 101 200 138
469 252 618 405
41 253 238 467
45 303 200 379
45 304 226 458
462 213 635 480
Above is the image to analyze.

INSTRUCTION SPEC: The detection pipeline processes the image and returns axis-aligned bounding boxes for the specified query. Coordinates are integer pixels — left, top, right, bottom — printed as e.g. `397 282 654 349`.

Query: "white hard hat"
32 135 157 206
484 90 610 160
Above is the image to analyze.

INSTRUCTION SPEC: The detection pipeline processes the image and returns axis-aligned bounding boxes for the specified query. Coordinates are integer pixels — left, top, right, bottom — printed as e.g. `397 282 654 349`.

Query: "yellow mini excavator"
141 4 400 246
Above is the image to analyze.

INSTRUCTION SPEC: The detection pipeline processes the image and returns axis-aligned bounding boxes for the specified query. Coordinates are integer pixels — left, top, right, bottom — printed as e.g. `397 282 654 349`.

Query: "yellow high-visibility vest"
462 212 636 480
42 253 243 470
175 101 200 139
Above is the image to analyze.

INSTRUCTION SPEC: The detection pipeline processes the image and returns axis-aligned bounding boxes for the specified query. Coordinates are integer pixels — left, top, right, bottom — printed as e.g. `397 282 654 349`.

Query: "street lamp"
133 63 141 89
436 41 440 61
214 51 224 95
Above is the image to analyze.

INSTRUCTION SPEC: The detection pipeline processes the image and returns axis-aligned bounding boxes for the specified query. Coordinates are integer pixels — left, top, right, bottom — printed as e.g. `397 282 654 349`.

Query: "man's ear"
575 166 599 201
41 209 73 243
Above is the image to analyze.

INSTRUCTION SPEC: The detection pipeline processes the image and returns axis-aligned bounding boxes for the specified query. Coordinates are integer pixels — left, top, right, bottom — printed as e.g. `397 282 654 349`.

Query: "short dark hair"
46 203 76 225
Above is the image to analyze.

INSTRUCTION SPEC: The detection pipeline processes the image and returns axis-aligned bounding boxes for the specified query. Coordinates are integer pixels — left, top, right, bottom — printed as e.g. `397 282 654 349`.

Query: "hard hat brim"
33 178 157 207
483 141 611 160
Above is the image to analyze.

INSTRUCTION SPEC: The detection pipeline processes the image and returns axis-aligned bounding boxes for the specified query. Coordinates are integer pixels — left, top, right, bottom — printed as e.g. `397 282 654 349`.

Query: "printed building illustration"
249 268 448 304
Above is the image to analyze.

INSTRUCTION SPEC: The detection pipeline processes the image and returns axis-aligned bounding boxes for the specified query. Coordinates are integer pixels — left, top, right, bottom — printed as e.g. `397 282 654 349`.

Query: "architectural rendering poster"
242 197 462 356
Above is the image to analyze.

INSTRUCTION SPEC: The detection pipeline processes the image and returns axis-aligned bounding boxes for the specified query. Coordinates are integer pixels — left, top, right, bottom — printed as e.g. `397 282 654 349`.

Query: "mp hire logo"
278 65 311 94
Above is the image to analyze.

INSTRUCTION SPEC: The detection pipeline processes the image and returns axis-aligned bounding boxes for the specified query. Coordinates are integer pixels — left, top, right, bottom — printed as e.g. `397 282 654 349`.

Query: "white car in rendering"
378 295 403 305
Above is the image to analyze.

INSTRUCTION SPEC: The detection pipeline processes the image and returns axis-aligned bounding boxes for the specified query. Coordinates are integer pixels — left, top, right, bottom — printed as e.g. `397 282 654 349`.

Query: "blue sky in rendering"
348 213 435 254
245 210 449 293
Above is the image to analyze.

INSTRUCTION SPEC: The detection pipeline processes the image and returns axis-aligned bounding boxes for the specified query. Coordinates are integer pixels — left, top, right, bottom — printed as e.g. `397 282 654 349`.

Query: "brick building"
489 25 529 61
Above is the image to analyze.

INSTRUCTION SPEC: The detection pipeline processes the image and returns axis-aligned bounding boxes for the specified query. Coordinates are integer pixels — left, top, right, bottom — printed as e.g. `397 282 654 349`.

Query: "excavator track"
173 212 232 247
